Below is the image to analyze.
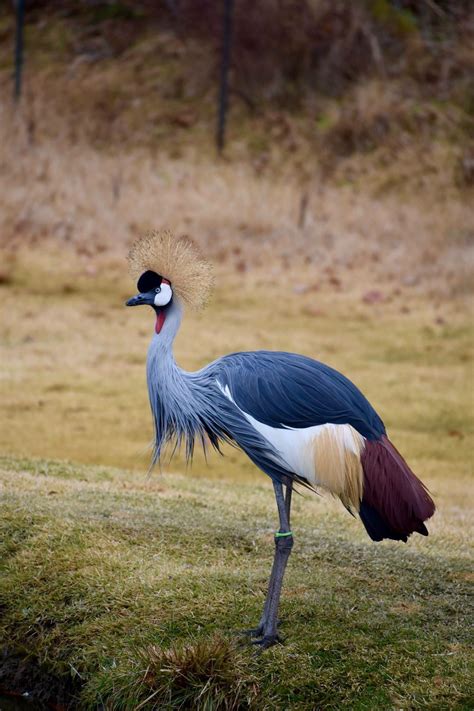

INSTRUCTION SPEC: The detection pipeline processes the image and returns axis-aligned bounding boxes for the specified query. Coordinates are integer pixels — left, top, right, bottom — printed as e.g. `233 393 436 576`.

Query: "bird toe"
237 618 282 640
239 626 264 638
251 634 283 650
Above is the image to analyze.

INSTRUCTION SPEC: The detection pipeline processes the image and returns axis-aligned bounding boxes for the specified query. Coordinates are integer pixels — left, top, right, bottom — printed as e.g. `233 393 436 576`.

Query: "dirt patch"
0 651 79 710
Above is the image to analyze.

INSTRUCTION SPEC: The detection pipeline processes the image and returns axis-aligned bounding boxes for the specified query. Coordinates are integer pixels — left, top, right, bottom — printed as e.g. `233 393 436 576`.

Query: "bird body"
146 300 433 543
126 230 435 648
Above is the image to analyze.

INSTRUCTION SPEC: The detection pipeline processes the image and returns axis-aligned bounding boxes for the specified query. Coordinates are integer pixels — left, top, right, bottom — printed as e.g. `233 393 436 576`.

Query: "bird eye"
155 287 161 293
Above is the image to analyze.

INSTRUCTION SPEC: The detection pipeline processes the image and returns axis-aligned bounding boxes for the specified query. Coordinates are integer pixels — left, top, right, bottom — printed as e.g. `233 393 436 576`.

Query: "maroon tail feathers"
359 435 435 542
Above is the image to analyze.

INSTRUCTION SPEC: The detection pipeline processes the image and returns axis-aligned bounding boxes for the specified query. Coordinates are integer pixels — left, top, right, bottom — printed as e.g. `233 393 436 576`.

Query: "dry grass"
92 636 258 710
0 2 472 297
0 248 472 482
0 104 472 298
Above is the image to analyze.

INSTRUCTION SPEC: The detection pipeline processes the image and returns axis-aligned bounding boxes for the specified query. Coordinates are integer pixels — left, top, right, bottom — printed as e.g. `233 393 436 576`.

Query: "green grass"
0 455 472 709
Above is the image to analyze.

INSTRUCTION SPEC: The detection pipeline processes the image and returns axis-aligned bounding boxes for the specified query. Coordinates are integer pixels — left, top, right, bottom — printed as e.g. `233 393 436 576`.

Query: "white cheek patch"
154 283 173 307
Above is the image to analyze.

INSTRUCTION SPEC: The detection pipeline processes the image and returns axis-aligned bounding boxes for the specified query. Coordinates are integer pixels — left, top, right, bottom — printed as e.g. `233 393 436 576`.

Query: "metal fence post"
14 0 25 101
216 0 234 153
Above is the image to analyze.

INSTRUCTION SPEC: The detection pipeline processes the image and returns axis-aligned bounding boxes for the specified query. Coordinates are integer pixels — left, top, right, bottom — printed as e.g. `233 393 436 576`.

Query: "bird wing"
215 351 385 440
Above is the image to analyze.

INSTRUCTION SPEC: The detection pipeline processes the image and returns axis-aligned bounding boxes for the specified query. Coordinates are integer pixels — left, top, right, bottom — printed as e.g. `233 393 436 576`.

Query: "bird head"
126 270 174 334
125 230 213 335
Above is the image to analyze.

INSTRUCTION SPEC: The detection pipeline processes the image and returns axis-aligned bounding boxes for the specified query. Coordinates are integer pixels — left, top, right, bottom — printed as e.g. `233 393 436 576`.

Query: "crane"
126 230 435 649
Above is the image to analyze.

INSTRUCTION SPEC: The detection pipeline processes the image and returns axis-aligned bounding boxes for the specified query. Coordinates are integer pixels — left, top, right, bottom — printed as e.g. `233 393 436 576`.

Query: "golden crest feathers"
127 230 213 310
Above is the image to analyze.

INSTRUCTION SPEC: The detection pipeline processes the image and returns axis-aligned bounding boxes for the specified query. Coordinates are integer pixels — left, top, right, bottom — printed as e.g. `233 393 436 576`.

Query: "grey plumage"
145 299 383 486
146 300 289 483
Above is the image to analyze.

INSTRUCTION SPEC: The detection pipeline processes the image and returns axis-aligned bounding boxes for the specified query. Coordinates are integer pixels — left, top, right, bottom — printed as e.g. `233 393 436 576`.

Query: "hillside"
0 1 473 295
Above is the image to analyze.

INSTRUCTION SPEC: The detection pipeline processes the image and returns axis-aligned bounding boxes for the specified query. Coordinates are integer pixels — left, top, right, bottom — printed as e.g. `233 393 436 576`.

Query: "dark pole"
216 0 234 153
14 0 25 101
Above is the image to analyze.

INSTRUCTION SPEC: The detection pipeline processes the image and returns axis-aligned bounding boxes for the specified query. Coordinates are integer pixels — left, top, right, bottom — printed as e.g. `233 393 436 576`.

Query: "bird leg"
248 479 293 648
285 478 293 523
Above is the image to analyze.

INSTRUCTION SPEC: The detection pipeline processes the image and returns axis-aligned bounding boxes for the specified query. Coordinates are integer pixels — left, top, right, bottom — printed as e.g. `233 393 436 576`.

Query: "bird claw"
251 634 284 650
237 619 282 640
238 626 264 638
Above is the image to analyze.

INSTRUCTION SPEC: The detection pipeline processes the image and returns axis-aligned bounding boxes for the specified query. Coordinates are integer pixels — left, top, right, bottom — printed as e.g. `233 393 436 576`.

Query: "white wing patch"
216 379 365 490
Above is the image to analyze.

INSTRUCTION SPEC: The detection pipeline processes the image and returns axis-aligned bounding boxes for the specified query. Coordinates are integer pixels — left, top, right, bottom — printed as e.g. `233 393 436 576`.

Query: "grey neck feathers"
146 299 224 465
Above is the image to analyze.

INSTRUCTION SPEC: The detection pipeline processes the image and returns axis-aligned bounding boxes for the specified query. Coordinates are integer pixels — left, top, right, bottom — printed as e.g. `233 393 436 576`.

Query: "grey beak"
125 290 155 307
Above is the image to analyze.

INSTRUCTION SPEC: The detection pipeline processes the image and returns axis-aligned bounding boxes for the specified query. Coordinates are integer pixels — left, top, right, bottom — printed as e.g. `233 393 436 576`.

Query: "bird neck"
146 298 184 384
146 298 204 466
151 299 182 351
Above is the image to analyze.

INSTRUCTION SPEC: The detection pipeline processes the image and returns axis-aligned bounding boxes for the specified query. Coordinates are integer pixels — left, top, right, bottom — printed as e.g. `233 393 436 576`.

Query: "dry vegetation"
0 0 473 297
0 108 472 298
1 254 472 476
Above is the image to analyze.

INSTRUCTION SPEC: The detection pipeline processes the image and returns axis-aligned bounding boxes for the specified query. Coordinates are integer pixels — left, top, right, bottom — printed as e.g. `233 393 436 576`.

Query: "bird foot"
237 619 281 640
239 626 264 638
251 634 283 650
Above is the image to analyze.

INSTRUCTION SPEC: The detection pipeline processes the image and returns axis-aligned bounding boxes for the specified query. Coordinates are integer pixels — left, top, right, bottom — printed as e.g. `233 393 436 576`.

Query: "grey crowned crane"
126 230 435 649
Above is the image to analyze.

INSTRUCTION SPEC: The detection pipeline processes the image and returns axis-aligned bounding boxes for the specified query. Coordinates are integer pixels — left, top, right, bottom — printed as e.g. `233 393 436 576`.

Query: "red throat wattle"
155 311 166 334
155 279 170 334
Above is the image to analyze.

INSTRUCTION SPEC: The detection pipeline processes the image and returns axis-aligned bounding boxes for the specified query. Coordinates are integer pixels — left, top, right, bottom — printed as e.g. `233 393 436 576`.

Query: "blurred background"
0 0 472 477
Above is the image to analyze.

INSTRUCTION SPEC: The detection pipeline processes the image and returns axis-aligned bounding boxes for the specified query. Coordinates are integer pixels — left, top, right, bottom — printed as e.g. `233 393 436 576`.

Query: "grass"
0 454 472 709
1 112 470 296
0 254 473 708
0 252 472 477
0 4 472 298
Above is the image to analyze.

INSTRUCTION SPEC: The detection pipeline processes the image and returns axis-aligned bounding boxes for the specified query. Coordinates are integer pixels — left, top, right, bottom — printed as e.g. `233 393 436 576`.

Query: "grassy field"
0 454 472 709
1 251 472 477
0 253 472 708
